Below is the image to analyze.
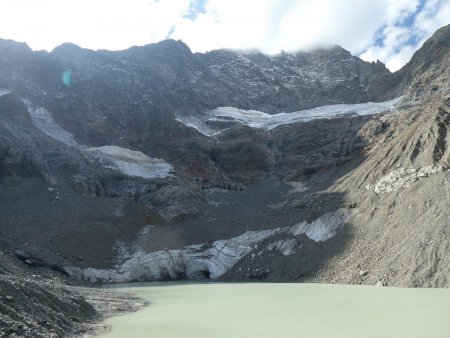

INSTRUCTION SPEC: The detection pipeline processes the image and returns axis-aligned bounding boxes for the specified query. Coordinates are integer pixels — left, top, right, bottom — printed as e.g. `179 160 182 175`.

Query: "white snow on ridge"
84 146 173 179
211 97 401 130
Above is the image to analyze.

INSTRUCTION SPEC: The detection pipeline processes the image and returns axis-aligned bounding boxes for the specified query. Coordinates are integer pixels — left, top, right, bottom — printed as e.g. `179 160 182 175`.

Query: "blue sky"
0 0 449 71
184 0 208 20
361 0 449 70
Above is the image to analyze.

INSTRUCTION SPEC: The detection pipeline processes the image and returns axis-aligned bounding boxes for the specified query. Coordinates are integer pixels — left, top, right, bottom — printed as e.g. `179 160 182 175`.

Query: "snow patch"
287 181 308 194
84 146 173 179
175 116 217 137
24 100 78 147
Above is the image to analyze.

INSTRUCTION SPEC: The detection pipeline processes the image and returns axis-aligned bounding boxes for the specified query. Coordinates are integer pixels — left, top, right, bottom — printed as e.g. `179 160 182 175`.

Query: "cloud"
0 0 448 71
169 0 388 54
183 0 208 20
360 0 450 71
0 0 192 51
168 0 450 70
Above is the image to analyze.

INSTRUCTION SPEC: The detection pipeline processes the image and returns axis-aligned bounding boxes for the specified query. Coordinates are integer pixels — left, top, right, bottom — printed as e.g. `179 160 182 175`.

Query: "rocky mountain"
0 23 449 337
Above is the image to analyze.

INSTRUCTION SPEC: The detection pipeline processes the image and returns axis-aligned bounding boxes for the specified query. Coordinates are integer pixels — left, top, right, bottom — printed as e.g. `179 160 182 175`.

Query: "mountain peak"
124 38 192 56
0 38 32 54
396 23 450 102
51 42 89 56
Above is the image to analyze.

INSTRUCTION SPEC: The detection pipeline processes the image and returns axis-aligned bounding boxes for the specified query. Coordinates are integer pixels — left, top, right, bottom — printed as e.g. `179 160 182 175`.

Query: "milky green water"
102 283 450 338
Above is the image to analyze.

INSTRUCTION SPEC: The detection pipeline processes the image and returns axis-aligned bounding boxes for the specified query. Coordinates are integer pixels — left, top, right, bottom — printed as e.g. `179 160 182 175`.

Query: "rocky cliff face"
0 37 391 113
0 24 449 298
401 25 450 104
0 249 146 337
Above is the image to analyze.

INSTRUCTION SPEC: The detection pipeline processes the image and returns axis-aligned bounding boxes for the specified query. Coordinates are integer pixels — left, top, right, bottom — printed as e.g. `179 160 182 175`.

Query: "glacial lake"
102 283 450 338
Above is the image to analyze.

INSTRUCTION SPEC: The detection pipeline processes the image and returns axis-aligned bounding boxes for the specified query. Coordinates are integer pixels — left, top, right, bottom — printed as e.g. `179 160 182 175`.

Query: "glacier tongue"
65 208 352 283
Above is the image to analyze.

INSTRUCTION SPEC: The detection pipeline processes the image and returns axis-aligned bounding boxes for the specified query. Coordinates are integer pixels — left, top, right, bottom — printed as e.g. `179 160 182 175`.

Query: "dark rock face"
400 24 450 103
0 34 398 191
197 46 392 112
370 24 450 103
0 37 391 114
0 24 449 292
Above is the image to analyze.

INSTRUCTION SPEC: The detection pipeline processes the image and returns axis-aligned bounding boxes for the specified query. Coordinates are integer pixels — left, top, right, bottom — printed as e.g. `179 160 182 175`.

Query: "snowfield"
177 97 401 136
85 146 173 179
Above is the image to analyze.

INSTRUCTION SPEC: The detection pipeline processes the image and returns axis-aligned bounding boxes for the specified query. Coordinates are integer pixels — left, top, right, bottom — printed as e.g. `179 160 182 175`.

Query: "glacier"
65 208 352 283
177 97 401 136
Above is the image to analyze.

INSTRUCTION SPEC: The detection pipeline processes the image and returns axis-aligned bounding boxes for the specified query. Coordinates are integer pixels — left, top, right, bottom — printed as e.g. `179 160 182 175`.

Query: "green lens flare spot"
62 70 72 87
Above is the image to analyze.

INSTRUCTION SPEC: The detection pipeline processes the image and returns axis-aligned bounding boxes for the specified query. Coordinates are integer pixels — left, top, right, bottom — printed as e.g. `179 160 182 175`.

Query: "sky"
0 0 449 71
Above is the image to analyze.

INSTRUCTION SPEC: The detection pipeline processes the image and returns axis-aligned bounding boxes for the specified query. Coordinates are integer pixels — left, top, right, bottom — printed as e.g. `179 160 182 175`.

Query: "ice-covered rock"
289 208 351 241
266 239 297 256
204 228 281 278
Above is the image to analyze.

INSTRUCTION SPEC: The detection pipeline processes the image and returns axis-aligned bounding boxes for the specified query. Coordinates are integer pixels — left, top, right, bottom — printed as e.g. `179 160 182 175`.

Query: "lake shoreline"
72 285 149 337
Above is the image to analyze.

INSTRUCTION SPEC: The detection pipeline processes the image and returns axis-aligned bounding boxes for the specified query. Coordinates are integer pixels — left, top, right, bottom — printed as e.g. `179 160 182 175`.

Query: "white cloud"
0 0 448 71
0 0 191 51
360 0 450 71
169 0 388 54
